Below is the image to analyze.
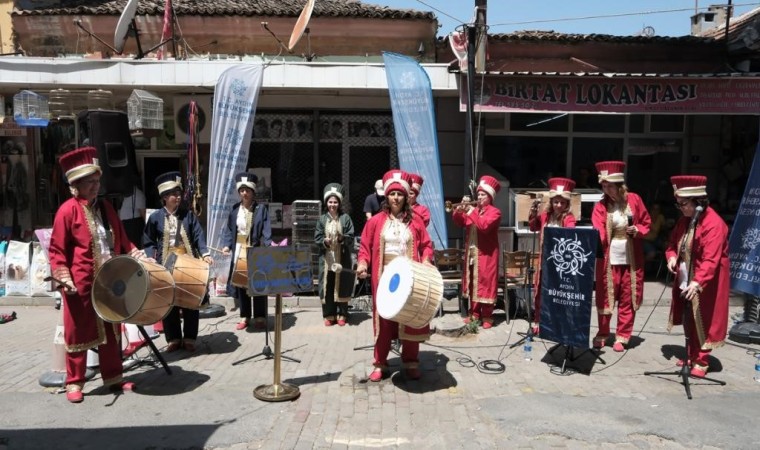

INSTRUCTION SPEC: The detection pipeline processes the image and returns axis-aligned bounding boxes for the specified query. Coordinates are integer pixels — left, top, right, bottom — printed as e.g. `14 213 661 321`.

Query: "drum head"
376 258 413 320
92 256 150 322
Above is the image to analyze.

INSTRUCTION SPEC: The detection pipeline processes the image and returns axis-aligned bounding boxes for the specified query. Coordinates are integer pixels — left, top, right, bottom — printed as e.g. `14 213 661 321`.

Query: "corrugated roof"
12 0 435 20
452 69 760 78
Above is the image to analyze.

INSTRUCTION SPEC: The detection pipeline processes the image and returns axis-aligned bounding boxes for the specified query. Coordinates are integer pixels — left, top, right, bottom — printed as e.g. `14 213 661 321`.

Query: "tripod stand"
123 325 172 375
643 213 725 399
509 227 539 349
232 295 301 365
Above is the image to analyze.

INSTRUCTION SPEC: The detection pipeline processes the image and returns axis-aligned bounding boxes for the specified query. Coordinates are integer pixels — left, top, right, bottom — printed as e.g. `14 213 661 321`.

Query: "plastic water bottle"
754 354 760 383
523 336 533 361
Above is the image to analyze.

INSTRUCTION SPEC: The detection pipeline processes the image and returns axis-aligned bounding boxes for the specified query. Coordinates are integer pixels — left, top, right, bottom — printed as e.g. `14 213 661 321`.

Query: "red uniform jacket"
529 211 577 304
665 206 729 349
358 211 434 341
412 203 431 227
592 192 651 314
48 197 136 352
453 204 501 304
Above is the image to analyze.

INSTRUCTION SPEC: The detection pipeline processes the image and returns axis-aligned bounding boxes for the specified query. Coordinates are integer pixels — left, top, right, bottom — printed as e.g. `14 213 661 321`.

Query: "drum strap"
97 201 115 251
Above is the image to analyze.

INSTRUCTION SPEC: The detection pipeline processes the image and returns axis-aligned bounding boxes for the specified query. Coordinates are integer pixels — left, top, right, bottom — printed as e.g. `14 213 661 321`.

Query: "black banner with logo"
539 227 598 348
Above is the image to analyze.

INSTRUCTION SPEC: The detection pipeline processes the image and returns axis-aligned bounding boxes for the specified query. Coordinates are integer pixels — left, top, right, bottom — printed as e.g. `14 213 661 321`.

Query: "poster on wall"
268 202 283 229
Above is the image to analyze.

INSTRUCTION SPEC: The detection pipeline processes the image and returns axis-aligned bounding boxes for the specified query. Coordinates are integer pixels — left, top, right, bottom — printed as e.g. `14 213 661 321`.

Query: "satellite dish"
114 0 139 53
288 0 316 51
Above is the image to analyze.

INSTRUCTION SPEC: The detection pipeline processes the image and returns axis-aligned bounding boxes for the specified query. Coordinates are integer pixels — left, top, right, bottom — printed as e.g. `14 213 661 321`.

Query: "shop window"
570 137 624 189
573 114 625 133
649 115 684 133
509 113 569 132
629 115 645 133
484 136 567 187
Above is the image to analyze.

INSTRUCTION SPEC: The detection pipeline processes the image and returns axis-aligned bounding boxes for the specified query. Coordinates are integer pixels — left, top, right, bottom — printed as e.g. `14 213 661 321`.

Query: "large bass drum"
92 256 175 325
376 257 443 328
164 253 210 309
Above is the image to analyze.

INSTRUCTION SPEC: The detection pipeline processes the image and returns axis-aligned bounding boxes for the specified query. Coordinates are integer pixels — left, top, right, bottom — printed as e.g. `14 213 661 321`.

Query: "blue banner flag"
383 52 447 249
729 142 760 295
539 227 598 348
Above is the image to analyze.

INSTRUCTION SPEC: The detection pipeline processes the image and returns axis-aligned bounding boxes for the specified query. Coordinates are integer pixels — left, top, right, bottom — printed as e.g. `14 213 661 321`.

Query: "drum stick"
207 246 228 253
43 276 75 291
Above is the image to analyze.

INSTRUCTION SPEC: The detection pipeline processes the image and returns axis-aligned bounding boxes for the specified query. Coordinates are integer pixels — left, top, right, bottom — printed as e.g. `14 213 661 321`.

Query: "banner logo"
547 234 593 278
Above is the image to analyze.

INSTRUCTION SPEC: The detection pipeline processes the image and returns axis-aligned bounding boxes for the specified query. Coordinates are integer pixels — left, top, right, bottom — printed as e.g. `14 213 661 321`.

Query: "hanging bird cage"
87 89 114 110
127 89 164 131
49 89 73 119
13 90 50 127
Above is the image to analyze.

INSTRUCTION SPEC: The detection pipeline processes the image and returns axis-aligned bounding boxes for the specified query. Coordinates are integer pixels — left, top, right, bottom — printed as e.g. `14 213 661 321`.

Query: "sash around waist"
168 246 187 255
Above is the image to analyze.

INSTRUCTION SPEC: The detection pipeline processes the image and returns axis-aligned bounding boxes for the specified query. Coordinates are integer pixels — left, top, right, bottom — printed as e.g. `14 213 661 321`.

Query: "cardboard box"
514 190 582 230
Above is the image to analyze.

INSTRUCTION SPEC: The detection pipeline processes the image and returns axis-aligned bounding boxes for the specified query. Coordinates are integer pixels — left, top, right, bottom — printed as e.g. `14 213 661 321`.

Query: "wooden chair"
501 250 533 324
434 248 465 316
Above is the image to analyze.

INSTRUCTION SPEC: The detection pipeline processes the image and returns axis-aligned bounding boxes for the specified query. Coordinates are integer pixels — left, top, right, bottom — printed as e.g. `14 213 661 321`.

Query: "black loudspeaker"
77 110 138 196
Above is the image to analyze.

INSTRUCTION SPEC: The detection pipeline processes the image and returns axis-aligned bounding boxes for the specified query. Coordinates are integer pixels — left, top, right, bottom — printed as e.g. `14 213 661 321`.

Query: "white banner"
207 64 264 280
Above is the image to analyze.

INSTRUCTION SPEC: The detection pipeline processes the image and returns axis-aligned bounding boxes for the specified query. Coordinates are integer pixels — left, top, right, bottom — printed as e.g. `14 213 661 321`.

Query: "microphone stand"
644 208 724 399
509 205 540 349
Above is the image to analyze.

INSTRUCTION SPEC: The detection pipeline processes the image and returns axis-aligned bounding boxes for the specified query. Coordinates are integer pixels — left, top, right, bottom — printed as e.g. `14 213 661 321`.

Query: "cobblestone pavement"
0 283 759 449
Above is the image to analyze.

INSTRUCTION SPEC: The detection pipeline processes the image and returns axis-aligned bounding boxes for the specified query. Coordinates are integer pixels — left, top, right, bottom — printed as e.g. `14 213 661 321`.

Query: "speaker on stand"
76 110 139 198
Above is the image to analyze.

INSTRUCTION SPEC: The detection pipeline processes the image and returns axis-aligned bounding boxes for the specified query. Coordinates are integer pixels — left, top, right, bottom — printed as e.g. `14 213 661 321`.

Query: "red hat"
382 170 411 196
409 173 424 194
596 160 625 183
477 175 500 199
548 177 575 200
671 175 707 198
58 147 101 184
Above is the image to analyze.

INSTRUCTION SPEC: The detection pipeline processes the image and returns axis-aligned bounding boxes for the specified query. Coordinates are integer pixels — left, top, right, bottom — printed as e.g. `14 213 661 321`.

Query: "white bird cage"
87 89 114 110
13 90 50 126
49 89 73 119
127 89 164 130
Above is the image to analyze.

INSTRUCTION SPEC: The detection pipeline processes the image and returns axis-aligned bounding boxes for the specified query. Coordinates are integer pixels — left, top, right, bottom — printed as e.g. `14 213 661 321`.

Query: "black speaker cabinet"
77 110 138 196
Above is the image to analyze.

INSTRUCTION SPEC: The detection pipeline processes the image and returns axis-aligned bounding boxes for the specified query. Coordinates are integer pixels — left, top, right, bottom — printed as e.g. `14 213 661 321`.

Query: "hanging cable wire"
488 3 760 27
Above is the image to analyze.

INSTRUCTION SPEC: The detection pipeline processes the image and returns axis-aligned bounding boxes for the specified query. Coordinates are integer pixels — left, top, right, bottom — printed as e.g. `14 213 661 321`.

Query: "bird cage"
49 89 73 119
127 89 164 130
13 90 50 126
87 89 113 110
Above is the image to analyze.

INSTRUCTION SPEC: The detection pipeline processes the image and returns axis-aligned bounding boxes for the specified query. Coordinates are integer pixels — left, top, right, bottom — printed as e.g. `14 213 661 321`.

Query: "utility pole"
464 0 487 195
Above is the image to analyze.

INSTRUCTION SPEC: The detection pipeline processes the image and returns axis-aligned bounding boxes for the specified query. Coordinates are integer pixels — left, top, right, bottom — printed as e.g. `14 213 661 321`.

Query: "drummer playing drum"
143 171 213 353
356 169 435 382
221 172 273 331
48 147 148 403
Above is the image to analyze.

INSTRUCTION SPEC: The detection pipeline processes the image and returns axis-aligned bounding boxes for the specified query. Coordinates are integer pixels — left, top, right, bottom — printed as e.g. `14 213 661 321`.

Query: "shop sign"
460 76 760 114
0 122 27 137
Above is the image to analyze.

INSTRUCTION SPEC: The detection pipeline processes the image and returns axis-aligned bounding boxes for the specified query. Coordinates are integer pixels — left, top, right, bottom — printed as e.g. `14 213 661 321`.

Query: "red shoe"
324 319 334 327
463 317 471 324
369 368 384 382
405 368 421 380
690 366 707 378
337 319 347 327
531 326 540 336
612 342 625 352
153 322 164 333
482 322 492 330
109 381 136 392
592 336 606 349
66 389 83 403
235 320 249 331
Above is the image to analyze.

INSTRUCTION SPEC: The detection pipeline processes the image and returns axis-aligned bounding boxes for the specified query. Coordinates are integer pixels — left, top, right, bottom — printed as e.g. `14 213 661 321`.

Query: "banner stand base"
546 343 605 375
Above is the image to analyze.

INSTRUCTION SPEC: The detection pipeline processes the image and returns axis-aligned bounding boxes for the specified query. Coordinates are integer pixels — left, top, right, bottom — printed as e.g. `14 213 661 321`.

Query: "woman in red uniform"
665 175 729 378
48 147 146 403
356 170 435 382
592 161 651 352
452 175 502 329
408 173 431 227
528 177 577 334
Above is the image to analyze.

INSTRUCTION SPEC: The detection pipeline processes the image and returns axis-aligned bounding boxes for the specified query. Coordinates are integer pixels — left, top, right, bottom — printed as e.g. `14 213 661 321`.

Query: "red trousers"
66 322 123 387
373 316 420 369
470 302 495 324
683 308 711 367
597 265 636 344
